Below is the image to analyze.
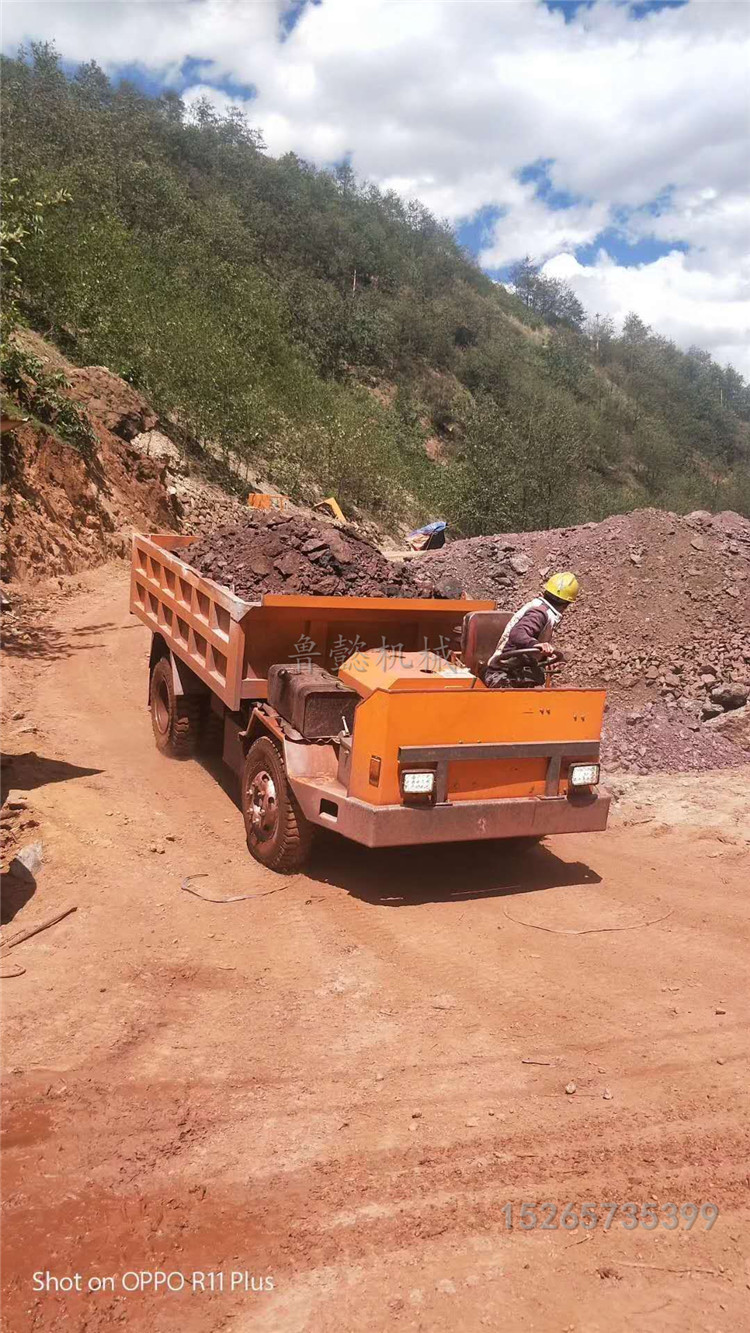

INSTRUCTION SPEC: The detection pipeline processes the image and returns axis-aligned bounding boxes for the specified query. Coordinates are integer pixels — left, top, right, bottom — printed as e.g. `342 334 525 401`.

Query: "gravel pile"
423 507 750 773
601 703 745 775
187 512 443 600
423 509 750 702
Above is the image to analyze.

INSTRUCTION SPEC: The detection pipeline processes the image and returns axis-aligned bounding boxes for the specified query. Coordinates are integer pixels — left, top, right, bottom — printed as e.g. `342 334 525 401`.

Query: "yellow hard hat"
544 571 579 603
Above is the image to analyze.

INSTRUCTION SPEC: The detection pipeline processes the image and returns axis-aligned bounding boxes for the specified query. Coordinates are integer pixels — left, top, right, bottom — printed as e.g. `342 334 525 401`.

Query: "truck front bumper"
292 784 610 848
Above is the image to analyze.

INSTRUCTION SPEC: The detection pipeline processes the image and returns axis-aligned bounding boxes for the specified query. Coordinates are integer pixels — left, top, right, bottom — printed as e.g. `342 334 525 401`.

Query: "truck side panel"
130 534 249 709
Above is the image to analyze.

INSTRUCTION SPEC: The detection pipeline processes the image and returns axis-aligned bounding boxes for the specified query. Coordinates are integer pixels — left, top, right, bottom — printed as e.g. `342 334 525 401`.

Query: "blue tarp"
406 520 447 551
408 520 447 538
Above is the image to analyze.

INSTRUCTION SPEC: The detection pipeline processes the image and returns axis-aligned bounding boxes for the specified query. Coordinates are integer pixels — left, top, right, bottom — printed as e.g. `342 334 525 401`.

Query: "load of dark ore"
187 513 448 600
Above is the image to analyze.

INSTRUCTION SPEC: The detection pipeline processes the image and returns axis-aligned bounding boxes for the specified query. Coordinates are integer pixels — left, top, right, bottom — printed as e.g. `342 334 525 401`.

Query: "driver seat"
461 610 511 678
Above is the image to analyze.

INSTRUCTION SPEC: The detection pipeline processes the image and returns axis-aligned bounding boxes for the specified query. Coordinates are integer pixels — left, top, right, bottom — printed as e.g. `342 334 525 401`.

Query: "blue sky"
3 0 748 372
455 160 690 281
545 0 688 18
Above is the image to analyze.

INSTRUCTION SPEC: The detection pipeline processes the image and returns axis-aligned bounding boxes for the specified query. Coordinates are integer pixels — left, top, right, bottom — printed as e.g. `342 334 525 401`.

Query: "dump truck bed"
130 532 494 710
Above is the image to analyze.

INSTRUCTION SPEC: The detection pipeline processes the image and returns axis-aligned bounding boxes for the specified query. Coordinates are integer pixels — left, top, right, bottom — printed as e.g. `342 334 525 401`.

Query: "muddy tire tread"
150 657 200 759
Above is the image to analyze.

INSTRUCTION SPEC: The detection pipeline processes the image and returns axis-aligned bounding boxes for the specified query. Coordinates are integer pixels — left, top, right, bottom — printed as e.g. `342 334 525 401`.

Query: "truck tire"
242 736 314 872
150 657 200 758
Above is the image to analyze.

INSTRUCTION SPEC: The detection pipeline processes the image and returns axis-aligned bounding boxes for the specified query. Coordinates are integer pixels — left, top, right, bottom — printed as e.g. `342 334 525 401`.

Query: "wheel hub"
247 770 278 843
154 678 170 734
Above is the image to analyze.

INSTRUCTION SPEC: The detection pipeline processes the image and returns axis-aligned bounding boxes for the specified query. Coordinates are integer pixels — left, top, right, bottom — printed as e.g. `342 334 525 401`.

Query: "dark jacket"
487 596 560 669
503 604 550 651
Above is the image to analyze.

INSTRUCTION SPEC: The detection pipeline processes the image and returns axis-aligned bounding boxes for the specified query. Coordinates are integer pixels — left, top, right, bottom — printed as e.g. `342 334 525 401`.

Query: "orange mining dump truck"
131 533 609 871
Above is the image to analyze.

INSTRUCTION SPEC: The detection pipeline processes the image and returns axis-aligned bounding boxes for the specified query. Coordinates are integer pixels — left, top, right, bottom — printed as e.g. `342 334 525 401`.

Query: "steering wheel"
499 646 566 667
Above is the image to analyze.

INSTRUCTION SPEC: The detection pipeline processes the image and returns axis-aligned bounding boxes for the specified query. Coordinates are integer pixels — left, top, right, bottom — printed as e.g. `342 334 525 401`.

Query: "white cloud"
479 189 611 269
3 0 749 372
544 249 750 377
1 1 282 69
632 187 750 274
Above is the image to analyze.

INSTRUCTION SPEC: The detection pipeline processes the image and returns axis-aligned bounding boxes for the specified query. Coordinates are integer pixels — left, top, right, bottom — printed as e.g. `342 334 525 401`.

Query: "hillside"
2 43 750 536
0 330 246 584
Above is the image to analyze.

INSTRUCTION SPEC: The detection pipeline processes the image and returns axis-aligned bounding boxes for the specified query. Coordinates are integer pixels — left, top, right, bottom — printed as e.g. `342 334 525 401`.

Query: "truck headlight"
569 763 600 788
402 771 435 795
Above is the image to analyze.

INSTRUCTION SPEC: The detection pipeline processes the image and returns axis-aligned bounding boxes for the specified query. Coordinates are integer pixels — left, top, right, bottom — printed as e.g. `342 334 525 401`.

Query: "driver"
484 572 579 688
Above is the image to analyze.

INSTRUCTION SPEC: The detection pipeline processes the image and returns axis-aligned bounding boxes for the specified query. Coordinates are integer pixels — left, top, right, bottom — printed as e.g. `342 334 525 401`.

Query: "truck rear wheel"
242 736 314 872
150 657 200 758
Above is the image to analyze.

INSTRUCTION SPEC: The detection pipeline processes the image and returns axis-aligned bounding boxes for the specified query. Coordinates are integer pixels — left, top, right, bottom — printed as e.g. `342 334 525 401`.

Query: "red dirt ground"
1 563 749 1332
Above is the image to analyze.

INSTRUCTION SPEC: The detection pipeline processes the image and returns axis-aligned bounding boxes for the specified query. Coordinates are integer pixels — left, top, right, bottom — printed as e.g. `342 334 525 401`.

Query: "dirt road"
2 564 749 1332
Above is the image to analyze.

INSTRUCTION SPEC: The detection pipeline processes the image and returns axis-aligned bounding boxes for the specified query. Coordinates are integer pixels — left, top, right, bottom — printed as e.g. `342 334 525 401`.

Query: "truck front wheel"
150 657 200 758
242 736 314 872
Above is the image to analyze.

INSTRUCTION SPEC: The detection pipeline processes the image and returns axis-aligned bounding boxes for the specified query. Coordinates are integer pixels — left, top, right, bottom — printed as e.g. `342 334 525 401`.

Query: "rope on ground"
501 907 673 935
180 873 298 903
0 964 27 979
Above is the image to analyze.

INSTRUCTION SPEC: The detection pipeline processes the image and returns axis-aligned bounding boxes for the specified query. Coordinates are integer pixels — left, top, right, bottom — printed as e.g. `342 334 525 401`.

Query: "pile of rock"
186 513 444 600
423 509 750 710
701 681 749 720
702 685 750 753
422 506 750 772
422 510 750 698
601 701 746 775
